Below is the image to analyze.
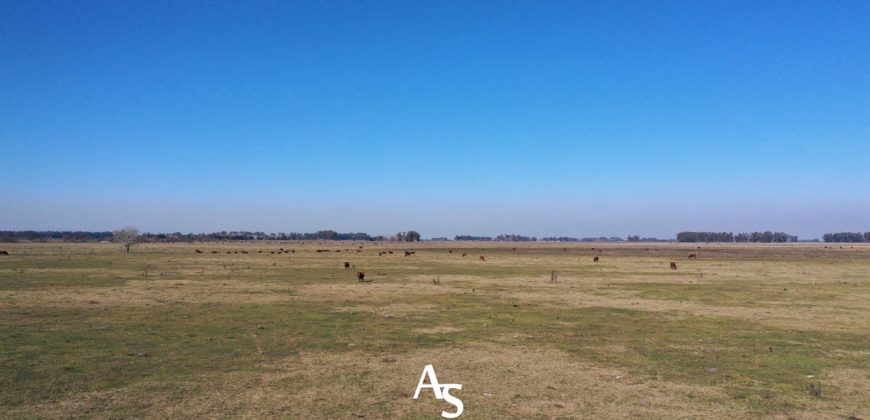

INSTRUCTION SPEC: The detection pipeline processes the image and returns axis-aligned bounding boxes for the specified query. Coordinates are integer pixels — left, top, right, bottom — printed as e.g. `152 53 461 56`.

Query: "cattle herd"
180 246 703 283
0 245 701 279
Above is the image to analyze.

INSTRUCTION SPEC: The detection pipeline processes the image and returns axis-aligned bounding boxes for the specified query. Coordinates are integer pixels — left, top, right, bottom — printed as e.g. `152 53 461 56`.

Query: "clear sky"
2 1 868 239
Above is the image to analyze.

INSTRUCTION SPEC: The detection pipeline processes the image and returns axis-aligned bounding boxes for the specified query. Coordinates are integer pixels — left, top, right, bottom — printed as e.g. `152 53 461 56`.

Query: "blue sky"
1 0 868 239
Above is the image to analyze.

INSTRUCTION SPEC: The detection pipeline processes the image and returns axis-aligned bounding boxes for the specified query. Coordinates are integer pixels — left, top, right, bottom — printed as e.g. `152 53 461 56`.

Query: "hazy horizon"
2 1 868 239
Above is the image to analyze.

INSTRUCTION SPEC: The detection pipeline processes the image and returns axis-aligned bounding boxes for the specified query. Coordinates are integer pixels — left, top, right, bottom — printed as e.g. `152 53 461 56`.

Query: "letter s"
440 384 463 419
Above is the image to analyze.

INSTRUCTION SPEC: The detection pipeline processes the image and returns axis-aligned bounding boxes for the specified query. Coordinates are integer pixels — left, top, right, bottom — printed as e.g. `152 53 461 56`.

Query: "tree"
113 227 139 253
404 231 421 242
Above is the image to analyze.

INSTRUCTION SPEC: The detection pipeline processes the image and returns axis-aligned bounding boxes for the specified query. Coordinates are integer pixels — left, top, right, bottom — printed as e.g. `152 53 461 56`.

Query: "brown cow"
462 253 467 257
404 251 415 256
0 250 8 255
670 262 678 270
195 249 202 253
479 255 485 262
593 256 599 262
344 262 351 270
357 271 366 282
688 253 697 259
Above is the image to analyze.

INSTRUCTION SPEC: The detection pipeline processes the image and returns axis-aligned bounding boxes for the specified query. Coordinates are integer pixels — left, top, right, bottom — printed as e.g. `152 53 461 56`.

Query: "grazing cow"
404 251 415 256
462 253 467 257
448 250 453 253
479 255 485 262
211 251 218 254
688 253 697 259
344 262 351 270
670 262 678 270
593 256 599 262
356 271 366 282
0 250 8 255
388 251 394 254
195 249 202 253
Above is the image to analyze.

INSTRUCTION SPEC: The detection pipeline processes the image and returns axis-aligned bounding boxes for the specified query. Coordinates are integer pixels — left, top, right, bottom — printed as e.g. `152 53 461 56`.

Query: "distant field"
1 242 868 418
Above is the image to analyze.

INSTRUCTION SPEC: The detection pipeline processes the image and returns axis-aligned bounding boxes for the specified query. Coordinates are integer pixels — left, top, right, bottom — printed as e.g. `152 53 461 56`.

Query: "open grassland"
1 242 868 419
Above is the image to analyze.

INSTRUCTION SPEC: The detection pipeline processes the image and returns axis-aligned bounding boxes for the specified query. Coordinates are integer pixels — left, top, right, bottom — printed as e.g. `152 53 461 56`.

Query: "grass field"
1 242 868 419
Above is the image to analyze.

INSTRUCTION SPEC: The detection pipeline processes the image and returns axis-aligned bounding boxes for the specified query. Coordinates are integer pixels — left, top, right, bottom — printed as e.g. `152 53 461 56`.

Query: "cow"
593 256 599 262
479 255 485 262
462 253 467 257
195 249 202 253
448 250 453 253
688 253 697 259
0 250 8 255
344 262 351 270
670 262 678 270
357 271 366 282
404 251 415 256
211 251 218 254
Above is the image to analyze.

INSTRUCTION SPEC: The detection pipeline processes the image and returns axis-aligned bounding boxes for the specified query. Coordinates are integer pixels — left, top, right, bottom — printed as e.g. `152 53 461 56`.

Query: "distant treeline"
454 235 493 241
0 230 421 243
541 236 665 242
822 232 870 243
0 231 114 242
453 234 537 241
676 231 799 243
452 235 669 242
7 230 867 243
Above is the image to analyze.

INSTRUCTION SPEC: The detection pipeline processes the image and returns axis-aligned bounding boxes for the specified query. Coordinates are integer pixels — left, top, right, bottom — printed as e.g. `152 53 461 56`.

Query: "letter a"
413 364 443 400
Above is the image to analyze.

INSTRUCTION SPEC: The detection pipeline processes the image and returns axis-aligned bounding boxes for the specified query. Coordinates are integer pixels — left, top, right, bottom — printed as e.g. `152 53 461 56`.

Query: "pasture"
1 242 868 418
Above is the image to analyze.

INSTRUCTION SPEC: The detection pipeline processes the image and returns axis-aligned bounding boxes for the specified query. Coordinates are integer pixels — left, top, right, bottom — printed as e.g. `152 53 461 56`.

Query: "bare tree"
113 227 139 254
